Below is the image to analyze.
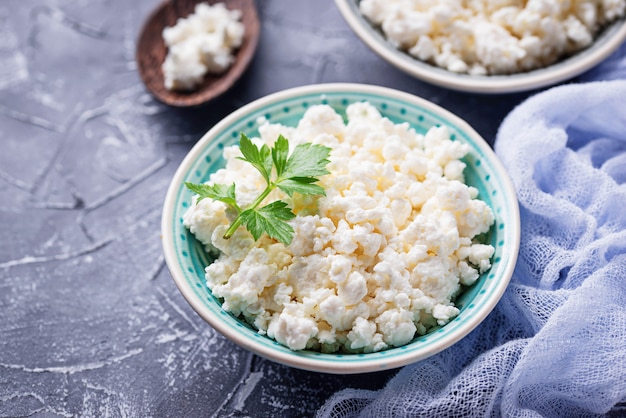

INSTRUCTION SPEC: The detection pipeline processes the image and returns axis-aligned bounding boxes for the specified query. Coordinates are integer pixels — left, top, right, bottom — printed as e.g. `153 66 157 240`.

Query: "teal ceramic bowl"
161 83 520 374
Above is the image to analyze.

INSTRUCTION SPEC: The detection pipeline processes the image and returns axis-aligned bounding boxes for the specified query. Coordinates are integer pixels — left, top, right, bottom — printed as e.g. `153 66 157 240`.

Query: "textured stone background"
0 0 532 416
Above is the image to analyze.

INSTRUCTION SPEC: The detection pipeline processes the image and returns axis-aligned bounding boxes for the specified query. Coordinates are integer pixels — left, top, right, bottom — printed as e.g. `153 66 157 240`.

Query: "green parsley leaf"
277 177 326 197
280 142 331 180
240 201 296 244
185 133 331 245
237 133 273 183
184 182 239 210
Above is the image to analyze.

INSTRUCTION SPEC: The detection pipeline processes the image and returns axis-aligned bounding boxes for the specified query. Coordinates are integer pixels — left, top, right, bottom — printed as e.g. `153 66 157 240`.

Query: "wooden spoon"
136 0 260 107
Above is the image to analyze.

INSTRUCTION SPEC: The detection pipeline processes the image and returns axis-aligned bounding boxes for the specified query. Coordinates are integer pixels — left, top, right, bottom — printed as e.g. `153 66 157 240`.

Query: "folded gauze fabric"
317 64 626 417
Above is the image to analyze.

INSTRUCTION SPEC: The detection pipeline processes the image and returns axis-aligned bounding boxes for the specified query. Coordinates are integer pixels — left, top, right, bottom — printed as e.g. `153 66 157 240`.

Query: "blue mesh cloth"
317 44 626 418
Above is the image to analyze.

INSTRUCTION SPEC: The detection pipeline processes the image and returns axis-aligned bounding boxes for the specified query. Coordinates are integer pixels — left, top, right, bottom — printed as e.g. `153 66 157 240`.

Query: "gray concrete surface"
0 1 532 416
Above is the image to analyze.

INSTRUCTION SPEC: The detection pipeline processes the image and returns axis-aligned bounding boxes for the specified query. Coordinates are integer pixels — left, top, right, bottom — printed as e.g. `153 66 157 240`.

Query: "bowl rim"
161 83 521 374
334 0 626 94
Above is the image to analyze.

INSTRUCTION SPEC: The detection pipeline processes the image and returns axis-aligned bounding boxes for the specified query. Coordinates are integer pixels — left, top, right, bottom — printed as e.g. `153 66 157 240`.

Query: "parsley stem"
223 217 243 240
223 182 276 239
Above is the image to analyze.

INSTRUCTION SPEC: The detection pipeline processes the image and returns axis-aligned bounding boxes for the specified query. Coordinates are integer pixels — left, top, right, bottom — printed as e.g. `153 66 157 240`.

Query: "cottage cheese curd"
184 102 495 353
360 0 626 75
161 2 245 91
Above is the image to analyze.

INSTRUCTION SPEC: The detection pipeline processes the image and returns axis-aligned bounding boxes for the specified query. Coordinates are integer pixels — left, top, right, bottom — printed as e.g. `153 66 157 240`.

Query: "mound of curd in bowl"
360 0 626 75
183 102 495 353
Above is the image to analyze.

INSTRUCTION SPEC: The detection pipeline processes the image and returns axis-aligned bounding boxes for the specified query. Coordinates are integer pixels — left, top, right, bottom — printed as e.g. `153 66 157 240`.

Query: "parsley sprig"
185 133 331 245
